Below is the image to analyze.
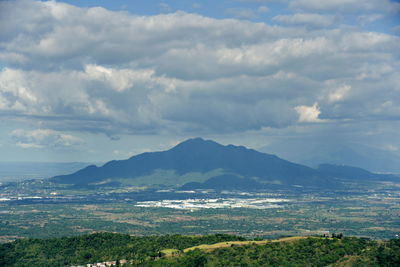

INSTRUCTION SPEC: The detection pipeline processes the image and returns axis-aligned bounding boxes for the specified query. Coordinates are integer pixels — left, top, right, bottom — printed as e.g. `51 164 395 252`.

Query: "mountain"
317 164 398 182
52 138 336 188
180 174 261 190
260 140 400 173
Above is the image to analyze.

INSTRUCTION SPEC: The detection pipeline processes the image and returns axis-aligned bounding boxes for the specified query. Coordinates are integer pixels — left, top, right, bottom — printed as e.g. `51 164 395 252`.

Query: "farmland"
1 180 399 243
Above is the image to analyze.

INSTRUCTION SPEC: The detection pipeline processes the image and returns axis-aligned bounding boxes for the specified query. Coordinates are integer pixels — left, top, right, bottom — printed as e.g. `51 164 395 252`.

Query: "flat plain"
1 179 399 243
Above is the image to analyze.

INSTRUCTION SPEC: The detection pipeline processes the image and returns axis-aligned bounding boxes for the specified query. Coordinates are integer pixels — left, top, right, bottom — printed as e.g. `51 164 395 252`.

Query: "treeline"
1 233 399 266
0 232 243 266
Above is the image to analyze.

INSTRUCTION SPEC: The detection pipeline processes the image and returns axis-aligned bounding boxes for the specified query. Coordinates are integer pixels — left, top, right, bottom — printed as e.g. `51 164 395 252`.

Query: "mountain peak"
171 137 222 151
52 137 342 188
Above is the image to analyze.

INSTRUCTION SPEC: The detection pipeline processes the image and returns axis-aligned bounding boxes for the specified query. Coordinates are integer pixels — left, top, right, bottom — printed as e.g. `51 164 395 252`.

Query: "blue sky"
0 0 399 163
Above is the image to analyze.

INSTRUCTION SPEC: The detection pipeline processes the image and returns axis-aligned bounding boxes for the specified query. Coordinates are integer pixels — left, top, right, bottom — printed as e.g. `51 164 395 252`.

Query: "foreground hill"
52 138 395 189
1 232 399 266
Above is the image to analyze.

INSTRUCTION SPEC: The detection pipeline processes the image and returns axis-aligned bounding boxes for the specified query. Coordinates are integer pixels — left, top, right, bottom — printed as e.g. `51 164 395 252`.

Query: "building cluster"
72 259 128 267
135 197 288 210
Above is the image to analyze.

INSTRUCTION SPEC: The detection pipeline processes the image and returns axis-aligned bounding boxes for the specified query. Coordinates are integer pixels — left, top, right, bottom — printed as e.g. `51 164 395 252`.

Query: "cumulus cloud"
11 129 83 149
327 84 351 102
0 0 399 138
295 103 325 123
272 13 334 28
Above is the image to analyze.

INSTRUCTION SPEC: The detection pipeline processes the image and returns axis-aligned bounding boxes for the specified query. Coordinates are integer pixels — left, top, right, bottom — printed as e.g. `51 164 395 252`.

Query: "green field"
1 189 399 243
1 178 399 244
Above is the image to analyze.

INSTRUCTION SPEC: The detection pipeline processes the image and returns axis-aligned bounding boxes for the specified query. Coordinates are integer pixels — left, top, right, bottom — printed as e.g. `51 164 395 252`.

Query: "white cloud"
357 14 383 25
11 129 83 149
273 13 334 28
328 84 351 102
16 142 43 149
112 149 135 158
84 64 154 92
0 0 399 137
384 144 398 152
295 103 325 123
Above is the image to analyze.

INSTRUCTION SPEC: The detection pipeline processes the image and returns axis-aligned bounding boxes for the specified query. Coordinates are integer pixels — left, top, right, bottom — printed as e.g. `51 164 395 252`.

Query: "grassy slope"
183 236 309 252
150 236 399 267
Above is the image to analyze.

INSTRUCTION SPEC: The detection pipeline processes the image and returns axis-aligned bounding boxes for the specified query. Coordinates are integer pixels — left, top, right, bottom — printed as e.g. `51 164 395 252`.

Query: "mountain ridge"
52 138 394 188
261 140 400 173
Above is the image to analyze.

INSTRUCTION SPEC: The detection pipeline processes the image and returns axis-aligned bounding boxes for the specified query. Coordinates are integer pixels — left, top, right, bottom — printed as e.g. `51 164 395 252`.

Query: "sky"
0 0 399 163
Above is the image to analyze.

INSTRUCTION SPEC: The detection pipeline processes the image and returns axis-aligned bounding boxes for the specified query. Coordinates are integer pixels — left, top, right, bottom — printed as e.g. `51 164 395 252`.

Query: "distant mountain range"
52 138 397 189
261 140 400 173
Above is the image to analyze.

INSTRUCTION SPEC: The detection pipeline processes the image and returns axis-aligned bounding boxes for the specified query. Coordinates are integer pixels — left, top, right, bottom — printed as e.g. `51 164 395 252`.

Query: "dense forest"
0 233 243 266
0 232 399 266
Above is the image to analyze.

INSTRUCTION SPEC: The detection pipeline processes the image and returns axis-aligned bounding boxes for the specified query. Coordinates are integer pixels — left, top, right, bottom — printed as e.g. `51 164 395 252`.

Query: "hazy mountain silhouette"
317 164 398 181
52 138 335 187
53 138 397 189
261 140 400 173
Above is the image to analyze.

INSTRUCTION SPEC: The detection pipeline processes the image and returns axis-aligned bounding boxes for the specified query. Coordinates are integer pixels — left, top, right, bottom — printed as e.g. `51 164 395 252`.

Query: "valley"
1 179 399 243
1 139 399 245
